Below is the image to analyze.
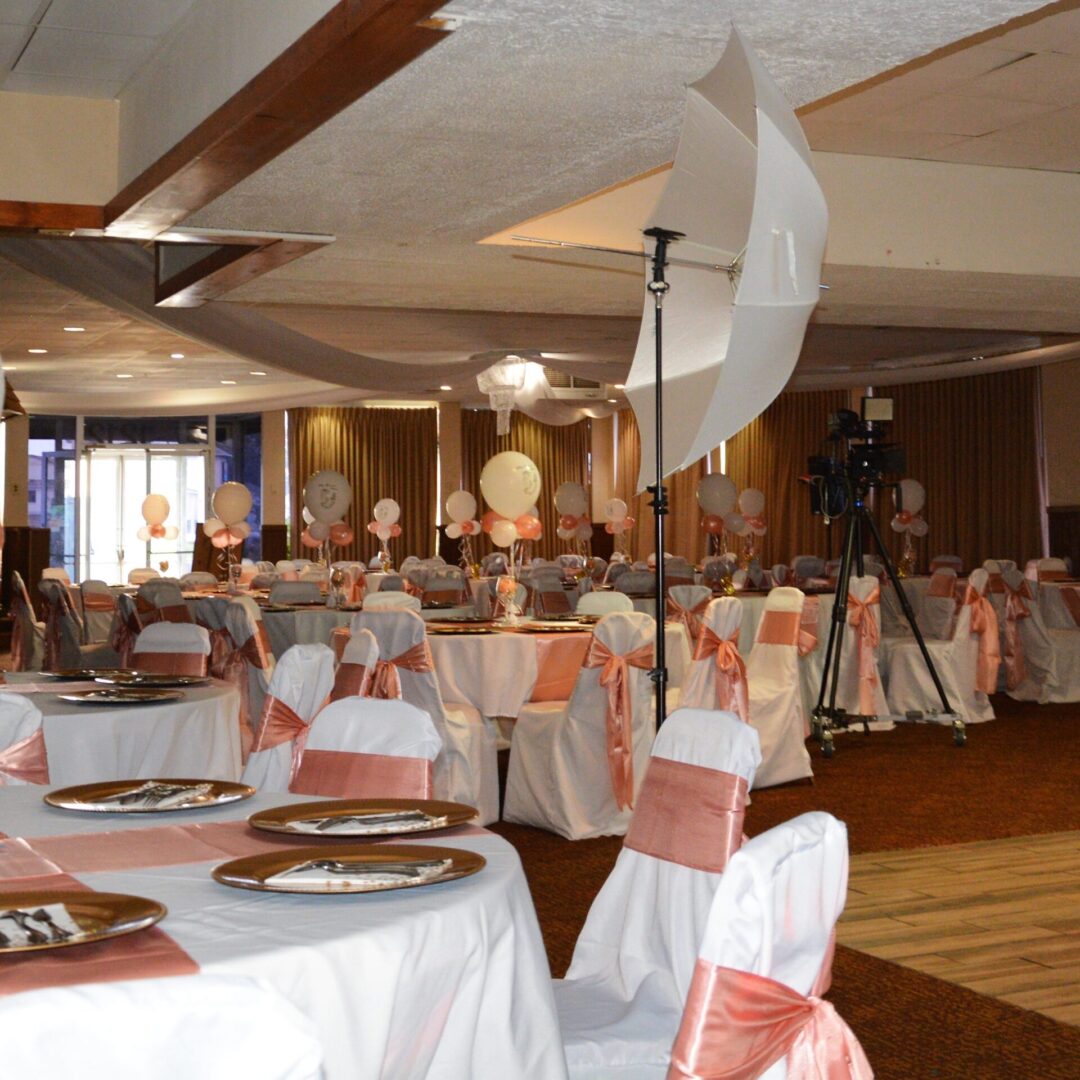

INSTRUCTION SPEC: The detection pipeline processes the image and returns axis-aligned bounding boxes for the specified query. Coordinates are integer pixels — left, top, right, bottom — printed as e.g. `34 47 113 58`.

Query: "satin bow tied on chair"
368 641 434 700
0 729 50 785
693 627 749 722
583 637 654 811
846 586 881 716
666 597 709 641
1002 580 1032 690
964 586 1001 694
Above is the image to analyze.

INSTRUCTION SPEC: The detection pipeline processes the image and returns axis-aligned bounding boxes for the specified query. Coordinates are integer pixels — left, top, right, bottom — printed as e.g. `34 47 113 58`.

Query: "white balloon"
445 522 463 539
752 524 767 536
141 494 169 526
445 490 477 522
723 511 746 535
164 526 180 540
303 471 352 524
302 506 315 525
890 516 908 533
738 487 766 517
373 497 400 525
491 519 518 547
376 523 393 542
308 520 330 541
203 517 225 538
136 525 151 541
554 481 588 516
897 478 926 515
909 516 929 537
212 482 253 526
575 521 592 540
604 497 628 522
231 521 252 540
556 526 575 540
697 473 737 516
480 451 542 520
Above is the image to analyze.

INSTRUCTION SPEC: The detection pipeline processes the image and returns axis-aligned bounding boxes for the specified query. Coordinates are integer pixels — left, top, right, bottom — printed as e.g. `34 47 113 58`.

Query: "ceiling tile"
966 50 1080 106
0 0 47 25
15 25 157 81
42 0 198 40
0 21 29 70
1 69 121 97
808 124 965 157
992 9 1080 58
875 90 1057 136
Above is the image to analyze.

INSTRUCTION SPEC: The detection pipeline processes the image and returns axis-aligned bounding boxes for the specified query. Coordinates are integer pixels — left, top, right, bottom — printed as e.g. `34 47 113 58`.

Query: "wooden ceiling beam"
104 0 451 238
0 201 104 233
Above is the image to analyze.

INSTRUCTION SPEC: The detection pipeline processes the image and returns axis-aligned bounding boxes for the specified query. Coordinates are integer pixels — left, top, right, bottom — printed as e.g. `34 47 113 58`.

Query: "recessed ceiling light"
613 383 625 390
116 373 133 379
6 366 16 371
439 385 452 391
170 353 185 360
63 326 85 333
221 379 237 385
607 398 618 404
249 370 267 376
27 348 47 354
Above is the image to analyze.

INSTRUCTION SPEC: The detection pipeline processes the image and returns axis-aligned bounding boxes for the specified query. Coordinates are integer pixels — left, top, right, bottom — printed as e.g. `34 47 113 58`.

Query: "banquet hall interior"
1 0 1079 1077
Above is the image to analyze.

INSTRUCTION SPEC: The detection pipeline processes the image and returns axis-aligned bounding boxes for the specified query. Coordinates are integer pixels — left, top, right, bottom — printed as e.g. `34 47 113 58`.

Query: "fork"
31 908 73 942
293 858 448 878
1 910 49 945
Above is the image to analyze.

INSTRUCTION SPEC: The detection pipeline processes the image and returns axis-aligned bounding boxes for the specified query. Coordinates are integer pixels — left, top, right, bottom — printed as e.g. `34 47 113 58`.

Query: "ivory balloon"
697 473 737 516
303 471 352 524
202 518 225 538
445 490 477 522
897 478 926 515
490 519 519 548
136 525 151 541
373 498 400 525
909 516 929 537
446 522 463 539
212 482 253 526
604 497 628 521
738 487 766 517
141 494 169 526
164 526 179 540
554 481 588 517
231 521 252 540
376 523 393 542
723 511 747 535
480 451 542 520
556 526 575 541
308 520 331 541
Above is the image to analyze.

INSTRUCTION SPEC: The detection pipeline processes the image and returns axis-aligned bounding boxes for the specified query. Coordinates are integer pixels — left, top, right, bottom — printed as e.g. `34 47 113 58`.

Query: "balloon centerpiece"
445 490 482 576
365 497 401 572
602 497 635 557
138 494 181 573
891 478 927 576
479 450 542 619
554 481 591 557
736 487 767 566
301 471 355 576
696 473 738 555
203 482 253 583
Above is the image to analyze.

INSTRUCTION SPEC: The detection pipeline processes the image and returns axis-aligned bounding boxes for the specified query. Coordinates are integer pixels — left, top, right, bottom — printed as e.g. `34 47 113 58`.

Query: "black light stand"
811 473 966 752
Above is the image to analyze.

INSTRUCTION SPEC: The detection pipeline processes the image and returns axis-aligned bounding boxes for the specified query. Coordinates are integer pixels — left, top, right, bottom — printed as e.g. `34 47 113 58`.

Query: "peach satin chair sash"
205 627 232 679
757 608 816 654
369 640 434 700
667 959 873 1080
9 591 31 671
139 604 194 626
846 586 881 716
583 637 654 811
624 758 748 872
330 662 373 702
1038 568 1069 582
290 750 433 799
963 585 1001 694
110 609 142 668
1002 580 1033 690
0 728 50 785
82 592 116 613
131 651 208 677
666 596 710 641
692 626 748 722
927 573 957 599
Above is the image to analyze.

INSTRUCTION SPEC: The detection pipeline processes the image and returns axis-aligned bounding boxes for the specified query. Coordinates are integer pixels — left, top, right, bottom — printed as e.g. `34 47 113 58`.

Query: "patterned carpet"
492 695 1080 1079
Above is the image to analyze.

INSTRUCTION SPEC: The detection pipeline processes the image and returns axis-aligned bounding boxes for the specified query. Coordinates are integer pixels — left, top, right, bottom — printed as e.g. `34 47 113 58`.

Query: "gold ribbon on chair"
368 640 434 700
1002 579 1033 690
583 637 654 811
846 585 881 716
963 584 1001 695
692 626 748 721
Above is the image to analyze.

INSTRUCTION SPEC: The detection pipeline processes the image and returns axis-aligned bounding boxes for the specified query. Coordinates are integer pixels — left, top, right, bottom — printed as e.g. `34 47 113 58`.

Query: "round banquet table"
0 787 568 1080
1033 579 1080 630
1 675 243 784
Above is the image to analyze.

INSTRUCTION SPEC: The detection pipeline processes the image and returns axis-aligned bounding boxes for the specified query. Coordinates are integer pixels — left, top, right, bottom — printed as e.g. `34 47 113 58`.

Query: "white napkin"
286 811 449 836
94 781 214 810
0 903 83 946
266 857 454 892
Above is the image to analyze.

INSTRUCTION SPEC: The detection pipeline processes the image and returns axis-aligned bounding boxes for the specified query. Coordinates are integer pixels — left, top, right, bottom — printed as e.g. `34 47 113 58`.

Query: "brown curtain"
288 407 438 562
869 369 1043 572
723 389 851 567
461 410 591 561
615 409 710 563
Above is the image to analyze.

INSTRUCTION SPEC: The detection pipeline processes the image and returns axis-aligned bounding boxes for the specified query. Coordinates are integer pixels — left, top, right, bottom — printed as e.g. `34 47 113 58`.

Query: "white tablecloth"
3 675 243 783
0 787 567 1080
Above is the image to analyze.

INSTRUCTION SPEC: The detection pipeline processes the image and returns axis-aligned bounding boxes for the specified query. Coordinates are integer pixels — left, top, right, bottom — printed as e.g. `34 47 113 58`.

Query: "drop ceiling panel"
14 25 157 82
967 50 1080 105
2 70 120 97
992 8 1080 56
41 0 198 39
0 1 47 23
875 90 1057 136
0 21 28 69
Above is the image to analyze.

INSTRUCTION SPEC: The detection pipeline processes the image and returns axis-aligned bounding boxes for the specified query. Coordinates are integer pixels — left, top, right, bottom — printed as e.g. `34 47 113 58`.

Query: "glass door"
81 447 208 583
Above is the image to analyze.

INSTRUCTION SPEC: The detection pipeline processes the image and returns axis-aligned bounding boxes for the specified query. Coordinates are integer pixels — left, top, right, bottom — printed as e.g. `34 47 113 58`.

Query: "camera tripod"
811 478 966 754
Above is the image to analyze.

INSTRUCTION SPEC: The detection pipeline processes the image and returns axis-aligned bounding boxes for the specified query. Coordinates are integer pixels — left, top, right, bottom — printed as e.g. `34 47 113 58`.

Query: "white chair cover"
747 587 813 789
614 571 655 596
917 568 958 640
999 568 1059 703
929 554 963 574
504 611 656 839
180 571 220 589
363 591 421 612
668 812 858 1080
9 570 45 671
240 643 337 792
790 555 825 584
576 591 634 615
255 560 275 572
41 567 71 584
79 579 117 644
127 567 160 584
137 579 187 610
132 622 211 675
678 597 745 714
832 575 890 724
422 566 469 604
0 692 49 786
886 567 994 723
0 975 324 1080
349 610 498 824
1035 556 1070 582
291 697 442 798
378 574 407 592
481 552 509 576
770 564 791 586
223 596 276 744
268 580 322 605
556 709 761 1078
250 572 279 590
292 559 315 570
331 627 380 700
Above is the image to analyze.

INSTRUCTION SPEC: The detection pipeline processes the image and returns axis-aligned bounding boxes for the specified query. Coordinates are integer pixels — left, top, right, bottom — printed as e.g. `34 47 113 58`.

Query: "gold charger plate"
427 626 496 635
212 843 485 894
45 778 256 813
0 890 165 953
505 623 591 634
94 673 210 688
249 798 477 838
41 668 129 680
57 688 185 705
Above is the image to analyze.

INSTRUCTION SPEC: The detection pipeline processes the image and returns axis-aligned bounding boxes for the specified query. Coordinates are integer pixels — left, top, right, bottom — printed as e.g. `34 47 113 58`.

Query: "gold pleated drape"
288 407 438 562
615 409 711 563
869 368 1043 571
461 409 591 561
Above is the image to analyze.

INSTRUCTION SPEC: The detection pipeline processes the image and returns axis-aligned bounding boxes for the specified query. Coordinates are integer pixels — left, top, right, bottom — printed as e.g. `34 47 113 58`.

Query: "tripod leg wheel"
810 715 823 742
952 719 966 747
822 729 834 758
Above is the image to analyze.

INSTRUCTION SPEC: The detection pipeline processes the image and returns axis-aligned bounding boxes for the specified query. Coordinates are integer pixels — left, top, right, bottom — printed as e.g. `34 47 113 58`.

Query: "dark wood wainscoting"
1048 506 1080 570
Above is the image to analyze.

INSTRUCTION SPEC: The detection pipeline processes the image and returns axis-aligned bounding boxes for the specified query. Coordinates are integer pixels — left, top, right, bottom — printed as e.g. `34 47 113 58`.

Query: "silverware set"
100 782 209 808
0 908 74 945
287 858 451 879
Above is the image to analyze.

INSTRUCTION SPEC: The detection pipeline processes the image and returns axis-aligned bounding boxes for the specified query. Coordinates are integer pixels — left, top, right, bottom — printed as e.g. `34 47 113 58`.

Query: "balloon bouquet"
554 482 591 558
202 482 254 584
300 470 355 565
735 487 767 565
602 497 635 557
891 478 927 576
479 451 542 616
138 494 180 575
445 490 482 575
696 474 743 554
366 498 402 571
